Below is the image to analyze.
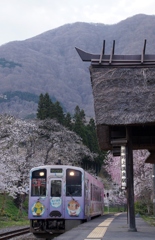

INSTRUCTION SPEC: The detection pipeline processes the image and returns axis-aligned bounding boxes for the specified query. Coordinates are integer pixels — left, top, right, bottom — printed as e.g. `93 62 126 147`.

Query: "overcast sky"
0 0 154 46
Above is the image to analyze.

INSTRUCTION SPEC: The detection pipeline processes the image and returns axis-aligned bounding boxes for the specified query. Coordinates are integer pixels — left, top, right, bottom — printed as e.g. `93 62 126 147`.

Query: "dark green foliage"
134 201 152 215
64 112 72 129
37 96 106 173
52 101 64 124
0 91 39 103
73 106 86 124
37 93 64 123
86 118 99 153
73 105 87 143
0 58 22 68
0 91 57 104
37 93 50 120
72 106 107 173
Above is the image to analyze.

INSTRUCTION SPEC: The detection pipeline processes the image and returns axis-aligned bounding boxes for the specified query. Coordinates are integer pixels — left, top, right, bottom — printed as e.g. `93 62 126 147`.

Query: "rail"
0 227 30 239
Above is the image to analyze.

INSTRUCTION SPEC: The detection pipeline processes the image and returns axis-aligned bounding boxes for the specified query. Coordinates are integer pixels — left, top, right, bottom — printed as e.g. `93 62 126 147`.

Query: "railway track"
0 227 30 239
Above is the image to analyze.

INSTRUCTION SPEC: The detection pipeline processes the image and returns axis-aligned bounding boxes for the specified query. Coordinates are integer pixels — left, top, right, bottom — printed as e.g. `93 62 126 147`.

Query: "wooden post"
126 127 137 232
153 164 155 217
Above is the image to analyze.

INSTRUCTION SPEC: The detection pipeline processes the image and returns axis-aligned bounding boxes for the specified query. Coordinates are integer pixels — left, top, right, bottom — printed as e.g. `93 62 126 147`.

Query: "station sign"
120 146 126 190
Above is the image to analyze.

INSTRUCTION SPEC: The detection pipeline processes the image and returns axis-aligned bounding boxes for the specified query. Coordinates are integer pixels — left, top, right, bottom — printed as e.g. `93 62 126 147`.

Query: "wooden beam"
145 151 155 164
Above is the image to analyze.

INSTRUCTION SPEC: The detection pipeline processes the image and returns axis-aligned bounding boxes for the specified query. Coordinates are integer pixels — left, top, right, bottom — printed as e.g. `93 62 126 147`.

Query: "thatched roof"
90 66 155 126
76 44 155 155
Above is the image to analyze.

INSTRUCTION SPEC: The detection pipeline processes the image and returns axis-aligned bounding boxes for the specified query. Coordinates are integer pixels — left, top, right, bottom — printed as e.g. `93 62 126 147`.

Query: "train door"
49 179 64 218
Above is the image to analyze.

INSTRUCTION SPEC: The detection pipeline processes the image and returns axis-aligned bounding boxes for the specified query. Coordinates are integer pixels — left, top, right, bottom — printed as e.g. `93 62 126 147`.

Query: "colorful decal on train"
67 199 81 216
50 197 62 208
31 200 45 216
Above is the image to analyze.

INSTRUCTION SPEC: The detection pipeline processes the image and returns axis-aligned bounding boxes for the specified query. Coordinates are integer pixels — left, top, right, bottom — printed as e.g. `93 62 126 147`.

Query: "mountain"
0 14 155 118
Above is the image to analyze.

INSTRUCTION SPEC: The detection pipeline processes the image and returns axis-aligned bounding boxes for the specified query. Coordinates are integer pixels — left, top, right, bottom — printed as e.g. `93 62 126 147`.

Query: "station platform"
53 213 155 240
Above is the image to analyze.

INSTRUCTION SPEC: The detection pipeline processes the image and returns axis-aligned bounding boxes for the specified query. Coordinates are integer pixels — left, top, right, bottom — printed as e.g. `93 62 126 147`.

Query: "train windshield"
31 169 46 196
66 169 82 196
51 180 61 197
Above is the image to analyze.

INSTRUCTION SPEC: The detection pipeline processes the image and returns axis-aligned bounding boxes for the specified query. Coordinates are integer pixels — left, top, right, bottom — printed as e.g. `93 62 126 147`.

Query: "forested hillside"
0 14 155 118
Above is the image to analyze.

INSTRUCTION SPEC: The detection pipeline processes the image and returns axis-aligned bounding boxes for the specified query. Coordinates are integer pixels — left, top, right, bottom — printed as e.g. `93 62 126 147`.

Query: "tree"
73 105 87 143
37 99 106 175
44 93 52 118
104 150 153 212
73 105 86 124
64 112 72 130
37 93 44 119
53 101 64 124
86 118 99 153
37 93 51 119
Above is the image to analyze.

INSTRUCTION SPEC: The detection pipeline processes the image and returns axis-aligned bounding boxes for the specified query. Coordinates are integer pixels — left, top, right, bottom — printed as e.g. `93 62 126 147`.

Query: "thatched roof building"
90 66 155 156
76 42 155 161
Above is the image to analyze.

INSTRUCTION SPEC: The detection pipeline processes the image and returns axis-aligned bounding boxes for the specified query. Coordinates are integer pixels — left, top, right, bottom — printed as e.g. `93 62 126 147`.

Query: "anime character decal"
31 200 45 216
67 199 81 216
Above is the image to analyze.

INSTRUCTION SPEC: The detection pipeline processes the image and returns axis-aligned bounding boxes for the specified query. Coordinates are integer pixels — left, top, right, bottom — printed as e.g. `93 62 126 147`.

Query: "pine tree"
37 93 45 119
86 118 99 153
64 112 72 130
37 93 51 119
44 93 52 118
53 101 64 124
73 106 88 145
73 105 86 124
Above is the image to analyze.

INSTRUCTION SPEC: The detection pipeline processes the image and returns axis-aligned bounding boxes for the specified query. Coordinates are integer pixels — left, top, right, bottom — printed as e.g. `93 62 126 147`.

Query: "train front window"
51 180 61 197
31 169 46 196
66 169 82 196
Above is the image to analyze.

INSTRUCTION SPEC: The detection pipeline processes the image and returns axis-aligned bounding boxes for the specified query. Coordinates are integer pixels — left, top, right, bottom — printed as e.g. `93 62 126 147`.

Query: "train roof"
30 165 84 171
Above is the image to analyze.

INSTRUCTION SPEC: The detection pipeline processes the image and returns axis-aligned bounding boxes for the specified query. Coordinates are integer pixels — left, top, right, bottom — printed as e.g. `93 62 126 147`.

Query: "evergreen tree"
73 106 88 147
73 105 86 124
53 101 64 124
86 118 99 153
44 93 52 118
37 93 51 119
37 96 106 174
49 100 56 119
64 112 72 130
37 93 45 120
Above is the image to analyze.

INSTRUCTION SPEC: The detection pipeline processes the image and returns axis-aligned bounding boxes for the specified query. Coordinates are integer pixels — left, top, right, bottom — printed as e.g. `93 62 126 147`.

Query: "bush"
134 201 153 215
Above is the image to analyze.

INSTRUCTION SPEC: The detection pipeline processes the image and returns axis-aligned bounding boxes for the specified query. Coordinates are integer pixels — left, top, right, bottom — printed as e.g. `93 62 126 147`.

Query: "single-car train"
28 165 104 239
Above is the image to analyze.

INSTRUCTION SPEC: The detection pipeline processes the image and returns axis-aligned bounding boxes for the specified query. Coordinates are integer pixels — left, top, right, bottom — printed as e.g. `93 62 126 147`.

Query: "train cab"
28 165 104 238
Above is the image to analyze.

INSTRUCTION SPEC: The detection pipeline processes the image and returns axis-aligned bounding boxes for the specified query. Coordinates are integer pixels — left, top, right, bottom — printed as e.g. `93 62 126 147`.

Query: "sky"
0 0 155 46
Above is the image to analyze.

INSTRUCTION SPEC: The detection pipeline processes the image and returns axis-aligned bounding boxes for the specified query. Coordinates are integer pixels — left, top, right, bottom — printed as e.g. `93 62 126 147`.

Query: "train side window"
51 180 61 197
66 169 82 196
31 169 46 196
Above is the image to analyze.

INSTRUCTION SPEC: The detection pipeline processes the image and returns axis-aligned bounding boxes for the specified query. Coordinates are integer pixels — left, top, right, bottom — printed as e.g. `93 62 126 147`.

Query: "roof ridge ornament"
76 39 155 67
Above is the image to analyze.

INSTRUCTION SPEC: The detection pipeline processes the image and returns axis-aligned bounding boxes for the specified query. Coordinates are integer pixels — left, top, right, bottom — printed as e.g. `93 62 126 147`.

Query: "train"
28 165 104 239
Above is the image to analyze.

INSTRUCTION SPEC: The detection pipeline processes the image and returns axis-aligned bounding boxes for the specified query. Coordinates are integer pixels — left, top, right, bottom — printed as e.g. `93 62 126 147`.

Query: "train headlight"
69 171 75 176
39 172 45 176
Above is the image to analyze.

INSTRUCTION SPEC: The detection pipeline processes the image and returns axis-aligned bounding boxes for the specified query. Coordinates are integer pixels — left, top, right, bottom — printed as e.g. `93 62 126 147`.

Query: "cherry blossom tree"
0 115 97 216
133 150 152 214
104 149 153 213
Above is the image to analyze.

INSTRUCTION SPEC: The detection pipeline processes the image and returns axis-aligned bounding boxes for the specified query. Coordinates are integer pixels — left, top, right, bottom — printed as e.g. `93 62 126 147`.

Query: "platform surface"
53 213 155 240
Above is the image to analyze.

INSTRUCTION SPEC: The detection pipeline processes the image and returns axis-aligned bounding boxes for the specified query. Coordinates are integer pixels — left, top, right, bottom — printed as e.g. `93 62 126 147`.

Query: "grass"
0 194 29 229
142 215 155 227
0 218 29 228
104 206 125 213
